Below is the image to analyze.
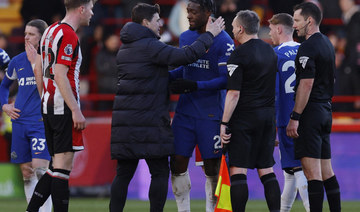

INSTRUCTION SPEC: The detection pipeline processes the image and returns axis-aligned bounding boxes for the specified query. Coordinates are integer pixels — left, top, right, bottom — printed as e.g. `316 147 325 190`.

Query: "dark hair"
235 10 259 35
268 13 294 34
131 3 160 24
64 0 96 10
26 19 48 35
293 2 322 25
189 0 216 14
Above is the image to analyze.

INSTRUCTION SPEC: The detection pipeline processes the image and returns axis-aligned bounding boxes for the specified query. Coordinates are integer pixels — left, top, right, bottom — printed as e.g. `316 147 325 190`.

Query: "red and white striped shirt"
40 22 82 115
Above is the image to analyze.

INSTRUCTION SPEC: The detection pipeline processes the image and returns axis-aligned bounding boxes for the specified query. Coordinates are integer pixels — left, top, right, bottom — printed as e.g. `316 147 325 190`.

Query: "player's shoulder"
60 23 77 35
9 52 26 64
180 29 195 38
298 37 316 55
216 30 233 41
276 41 300 51
274 41 299 55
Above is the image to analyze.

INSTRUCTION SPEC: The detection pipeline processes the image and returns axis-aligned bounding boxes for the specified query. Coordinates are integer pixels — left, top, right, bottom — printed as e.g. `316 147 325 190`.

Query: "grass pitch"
1 198 359 211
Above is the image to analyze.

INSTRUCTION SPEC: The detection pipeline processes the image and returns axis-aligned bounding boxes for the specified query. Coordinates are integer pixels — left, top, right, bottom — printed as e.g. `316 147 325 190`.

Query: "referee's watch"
290 111 301 121
220 121 229 126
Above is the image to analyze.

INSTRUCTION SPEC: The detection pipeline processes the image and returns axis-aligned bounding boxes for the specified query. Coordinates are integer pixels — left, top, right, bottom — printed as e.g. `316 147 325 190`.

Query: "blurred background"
0 0 359 205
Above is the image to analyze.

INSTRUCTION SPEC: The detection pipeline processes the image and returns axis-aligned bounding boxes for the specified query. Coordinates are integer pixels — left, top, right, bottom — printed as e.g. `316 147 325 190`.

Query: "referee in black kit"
286 2 341 212
220 10 280 212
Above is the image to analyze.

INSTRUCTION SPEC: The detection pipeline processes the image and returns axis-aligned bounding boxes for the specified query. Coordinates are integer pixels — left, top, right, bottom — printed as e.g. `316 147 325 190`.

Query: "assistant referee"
286 2 341 212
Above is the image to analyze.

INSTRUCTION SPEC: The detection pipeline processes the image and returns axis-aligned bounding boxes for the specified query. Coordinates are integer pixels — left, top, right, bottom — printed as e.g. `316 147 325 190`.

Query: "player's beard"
189 21 206 31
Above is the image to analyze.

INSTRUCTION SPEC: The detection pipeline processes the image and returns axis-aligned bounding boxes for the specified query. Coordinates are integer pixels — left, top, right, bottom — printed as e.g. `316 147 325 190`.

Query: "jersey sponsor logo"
64 44 73 55
299 56 309 69
227 64 238 77
188 59 210 69
18 76 36 86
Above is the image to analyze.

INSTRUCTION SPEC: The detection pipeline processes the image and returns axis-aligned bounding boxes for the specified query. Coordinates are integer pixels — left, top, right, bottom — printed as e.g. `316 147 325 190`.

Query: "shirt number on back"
282 60 296 93
42 46 55 79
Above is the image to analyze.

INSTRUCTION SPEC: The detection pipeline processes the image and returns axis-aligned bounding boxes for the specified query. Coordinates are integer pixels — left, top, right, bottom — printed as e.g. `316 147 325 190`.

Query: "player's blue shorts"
278 127 301 169
10 122 51 164
172 113 222 159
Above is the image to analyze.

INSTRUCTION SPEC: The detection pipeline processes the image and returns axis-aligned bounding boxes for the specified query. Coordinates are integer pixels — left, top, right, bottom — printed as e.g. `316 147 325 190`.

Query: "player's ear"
141 19 149 27
79 6 85 14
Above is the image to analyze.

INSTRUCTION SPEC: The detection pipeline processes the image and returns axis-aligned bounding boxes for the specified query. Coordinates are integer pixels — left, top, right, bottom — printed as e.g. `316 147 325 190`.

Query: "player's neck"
278 35 293 45
197 25 207 34
62 13 80 31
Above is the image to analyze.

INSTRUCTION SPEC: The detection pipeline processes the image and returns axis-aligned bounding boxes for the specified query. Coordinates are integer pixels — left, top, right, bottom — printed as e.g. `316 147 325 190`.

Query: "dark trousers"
110 157 170 212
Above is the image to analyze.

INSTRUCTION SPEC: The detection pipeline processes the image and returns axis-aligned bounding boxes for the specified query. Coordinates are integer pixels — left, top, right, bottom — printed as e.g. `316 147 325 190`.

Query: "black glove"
170 78 198 94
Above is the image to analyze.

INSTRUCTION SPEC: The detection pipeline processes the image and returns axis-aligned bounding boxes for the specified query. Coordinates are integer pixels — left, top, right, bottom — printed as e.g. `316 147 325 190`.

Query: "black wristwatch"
290 111 301 121
220 121 229 126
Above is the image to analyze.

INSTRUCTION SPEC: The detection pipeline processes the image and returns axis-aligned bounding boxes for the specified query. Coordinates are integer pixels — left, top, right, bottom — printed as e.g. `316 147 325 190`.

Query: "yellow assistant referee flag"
214 154 232 212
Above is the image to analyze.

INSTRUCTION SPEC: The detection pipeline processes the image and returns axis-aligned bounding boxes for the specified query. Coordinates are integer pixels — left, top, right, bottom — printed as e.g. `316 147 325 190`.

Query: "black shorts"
294 102 332 159
228 108 276 169
42 113 84 156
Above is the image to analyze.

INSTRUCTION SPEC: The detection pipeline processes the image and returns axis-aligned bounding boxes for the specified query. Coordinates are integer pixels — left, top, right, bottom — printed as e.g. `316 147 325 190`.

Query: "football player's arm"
220 90 239 145
169 66 183 81
53 64 85 130
0 75 20 119
34 55 43 97
197 66 227 90
197 39 233 90
0 59 21 119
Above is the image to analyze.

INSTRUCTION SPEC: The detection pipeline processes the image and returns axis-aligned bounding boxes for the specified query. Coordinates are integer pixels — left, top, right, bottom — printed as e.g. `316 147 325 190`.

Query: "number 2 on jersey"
282 60 296 93
42 46 55 79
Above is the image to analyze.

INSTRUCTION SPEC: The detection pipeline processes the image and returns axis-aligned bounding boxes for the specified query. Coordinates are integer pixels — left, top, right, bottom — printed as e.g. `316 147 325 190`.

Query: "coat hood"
120 22 159 44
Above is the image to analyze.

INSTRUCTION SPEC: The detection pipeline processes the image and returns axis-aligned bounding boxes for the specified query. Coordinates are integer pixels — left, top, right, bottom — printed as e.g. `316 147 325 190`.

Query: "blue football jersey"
274 41 300 127
174 30 234 120
4 52 42 123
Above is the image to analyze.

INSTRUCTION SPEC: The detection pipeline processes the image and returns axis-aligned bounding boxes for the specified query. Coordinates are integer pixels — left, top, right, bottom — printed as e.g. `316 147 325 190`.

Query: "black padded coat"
111 22 214 159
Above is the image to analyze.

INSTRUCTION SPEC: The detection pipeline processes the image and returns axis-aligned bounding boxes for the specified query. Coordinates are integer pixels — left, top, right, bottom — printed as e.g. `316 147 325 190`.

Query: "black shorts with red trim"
42 113 84 156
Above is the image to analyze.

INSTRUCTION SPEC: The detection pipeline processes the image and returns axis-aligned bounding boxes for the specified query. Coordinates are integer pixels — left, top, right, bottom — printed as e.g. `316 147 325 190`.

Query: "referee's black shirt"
294 33 335 102
227 39 277 112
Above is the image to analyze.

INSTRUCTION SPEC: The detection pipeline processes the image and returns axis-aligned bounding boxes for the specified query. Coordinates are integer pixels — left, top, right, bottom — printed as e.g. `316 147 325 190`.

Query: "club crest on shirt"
227 64 238 77
299 56 309 69
64 44 73 55
11 151 17 159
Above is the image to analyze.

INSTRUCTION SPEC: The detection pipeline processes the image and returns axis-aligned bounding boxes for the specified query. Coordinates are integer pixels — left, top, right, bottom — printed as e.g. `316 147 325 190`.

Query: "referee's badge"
299 56 309 69
227 64 238 77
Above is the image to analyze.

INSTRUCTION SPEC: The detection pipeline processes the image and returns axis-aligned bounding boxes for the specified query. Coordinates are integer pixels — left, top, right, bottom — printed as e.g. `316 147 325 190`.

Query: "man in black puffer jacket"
109 3 225 212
